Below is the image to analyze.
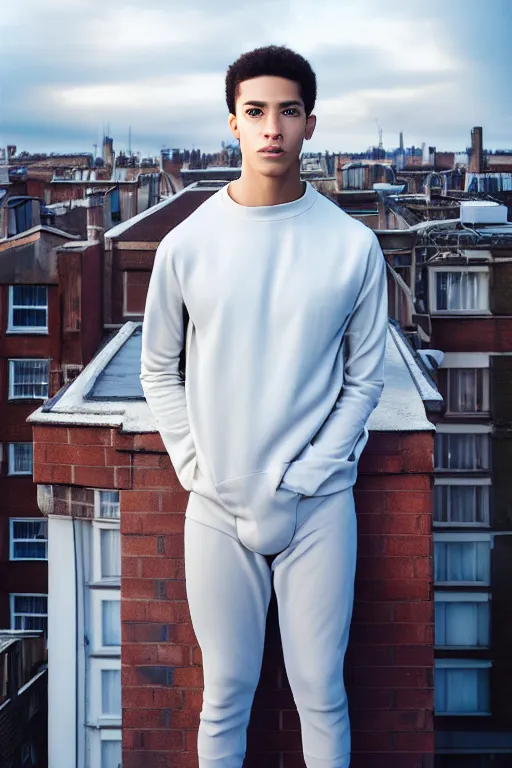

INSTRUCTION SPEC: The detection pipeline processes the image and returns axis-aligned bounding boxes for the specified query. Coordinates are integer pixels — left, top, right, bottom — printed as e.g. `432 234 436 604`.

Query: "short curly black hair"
225 45 317 117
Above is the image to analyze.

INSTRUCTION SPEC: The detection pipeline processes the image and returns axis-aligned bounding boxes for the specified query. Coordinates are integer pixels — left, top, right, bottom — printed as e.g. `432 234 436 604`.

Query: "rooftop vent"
460 201 508 225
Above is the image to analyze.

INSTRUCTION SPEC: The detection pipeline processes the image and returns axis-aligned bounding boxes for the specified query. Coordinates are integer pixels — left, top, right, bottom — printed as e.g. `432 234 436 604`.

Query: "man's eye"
246 108 261 117
284 108 298 115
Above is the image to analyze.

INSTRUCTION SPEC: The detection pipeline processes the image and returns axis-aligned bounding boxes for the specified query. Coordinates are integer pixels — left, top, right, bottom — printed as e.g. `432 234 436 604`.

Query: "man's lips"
259 147 284 153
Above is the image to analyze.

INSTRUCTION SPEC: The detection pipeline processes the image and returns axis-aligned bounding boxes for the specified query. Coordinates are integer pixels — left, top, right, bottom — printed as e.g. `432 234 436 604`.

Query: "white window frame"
94 490 120 520
433 477 491 527
434 532 492 586
9 518 48 561
88 657 122 727
435 659 492 716
8 358 50 400
434 425 491 472
430 265 490 315
7 285 49 334
445 367 490 416
92 520 121 585
90 588 121 655
7 442 33 476
434 592 490 649
122 270 146 318
10 593 48 633
89 728 122 768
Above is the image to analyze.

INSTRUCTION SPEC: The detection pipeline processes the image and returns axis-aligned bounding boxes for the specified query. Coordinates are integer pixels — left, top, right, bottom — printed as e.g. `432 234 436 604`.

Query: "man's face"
228 75 316 178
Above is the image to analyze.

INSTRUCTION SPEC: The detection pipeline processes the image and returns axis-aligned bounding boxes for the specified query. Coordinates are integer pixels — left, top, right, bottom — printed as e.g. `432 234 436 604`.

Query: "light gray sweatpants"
184 487 357 768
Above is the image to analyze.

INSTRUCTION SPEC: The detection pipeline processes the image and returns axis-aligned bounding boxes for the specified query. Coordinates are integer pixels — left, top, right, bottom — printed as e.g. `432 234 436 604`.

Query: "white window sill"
6 329 49 335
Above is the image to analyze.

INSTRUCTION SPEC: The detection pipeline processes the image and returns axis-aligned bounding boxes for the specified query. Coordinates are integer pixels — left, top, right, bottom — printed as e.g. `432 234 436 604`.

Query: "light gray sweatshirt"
140 180 388 554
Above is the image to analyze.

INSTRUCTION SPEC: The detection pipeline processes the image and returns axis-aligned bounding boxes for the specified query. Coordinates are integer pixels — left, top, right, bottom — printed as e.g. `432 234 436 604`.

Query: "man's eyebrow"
242 100 304 108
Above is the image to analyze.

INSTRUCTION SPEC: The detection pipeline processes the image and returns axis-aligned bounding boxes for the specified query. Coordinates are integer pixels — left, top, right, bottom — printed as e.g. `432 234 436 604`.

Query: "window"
8 359 49 400
101 669 121 716
435 593 490 648
434 534 491 585
10 519 47 560
92 522 121 583
89 657 121 724
8 443 33 475
8 285 48 332
434 481 490 526
101 736 122 768
90 589 121 653
10 594 48 634
435 660 491 715
431 268 489 313
434 432 490 471
96 490 120 520
446 368 489 414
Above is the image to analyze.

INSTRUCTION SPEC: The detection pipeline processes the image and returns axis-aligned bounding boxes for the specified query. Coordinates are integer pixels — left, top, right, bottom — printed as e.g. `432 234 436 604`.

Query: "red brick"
145 601 189 624
354 708 430 731
33 462 72 484
122 556 142 577
414 557 432 579
140 557 184 579
123 643 159 665
351 730 393 752
162 535 185 558
123 623 170 643
394 732 435 752
122 490 161 512
122 751 171 768
173 667 204 687
402 439 435 473
121 512 143 534
139 514 184 534
383 535 431 557
357 513 431 535
122 535 158 557
345 646 394 668
133 466 181 490
393 602 434 623
73 465 115 487
365 433 402 455
122 687 157 708
156 644 189 665
350 622 433 646
133 453 170 468
121 601 147 622
160 491 189 514
353 666 431 688
46 443 104 465
394 646 434 667
352 602 394 623
359 475 431 492
105 446 131 466
174 624 198 645
33 425 69 444
355 579 430 602
123 577 158 599
350 754 424 768
113 431 134 450
165 581 187 601
353 490 388 514
122 708 169 728
152 688 187 708
359 454 404 473
348 687 394 710
356 556 415 580
115 466 132 489
396 688 434 709
385 491 432 514
70 427 112 446
134 433 166 452
33 442 46 464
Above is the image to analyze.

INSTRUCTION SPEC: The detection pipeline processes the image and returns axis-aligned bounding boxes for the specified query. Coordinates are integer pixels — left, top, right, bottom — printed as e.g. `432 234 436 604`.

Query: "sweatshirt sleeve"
139 236 196 491
280 232 388 497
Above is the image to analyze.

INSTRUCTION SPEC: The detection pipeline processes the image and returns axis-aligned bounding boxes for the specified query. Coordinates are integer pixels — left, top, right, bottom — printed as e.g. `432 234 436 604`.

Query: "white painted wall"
48 515 77 768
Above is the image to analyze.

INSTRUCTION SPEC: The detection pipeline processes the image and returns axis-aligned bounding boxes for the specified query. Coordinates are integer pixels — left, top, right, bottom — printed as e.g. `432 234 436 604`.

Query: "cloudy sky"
1 0 511 157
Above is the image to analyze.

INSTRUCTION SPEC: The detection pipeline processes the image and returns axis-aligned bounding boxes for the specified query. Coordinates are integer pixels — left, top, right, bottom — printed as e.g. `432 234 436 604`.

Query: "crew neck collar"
220 180 317 221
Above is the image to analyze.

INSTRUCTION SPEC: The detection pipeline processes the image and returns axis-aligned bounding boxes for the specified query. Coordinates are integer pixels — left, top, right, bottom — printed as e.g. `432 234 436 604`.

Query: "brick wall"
32 425 435 767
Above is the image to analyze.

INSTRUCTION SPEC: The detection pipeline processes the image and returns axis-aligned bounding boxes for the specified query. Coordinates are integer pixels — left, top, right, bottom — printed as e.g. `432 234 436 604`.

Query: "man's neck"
227 166 305 208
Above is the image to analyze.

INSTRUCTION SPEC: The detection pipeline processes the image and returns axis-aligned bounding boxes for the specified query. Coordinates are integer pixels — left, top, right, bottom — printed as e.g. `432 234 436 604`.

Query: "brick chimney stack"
469 126 483 173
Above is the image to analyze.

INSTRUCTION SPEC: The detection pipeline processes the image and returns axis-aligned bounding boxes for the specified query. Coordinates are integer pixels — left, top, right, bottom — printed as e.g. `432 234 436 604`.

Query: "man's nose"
263 113 282 138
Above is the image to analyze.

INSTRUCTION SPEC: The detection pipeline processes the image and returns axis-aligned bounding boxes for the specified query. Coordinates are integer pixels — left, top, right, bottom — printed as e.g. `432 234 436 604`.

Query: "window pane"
101 740 122 768
11 360 49 399
102 600 121 646
434 486 488 524
10 443 33 474
100 529 121 579
448 369 484 413
434 433 489 470
99 491 120 519
435 602 489 647
11 286 48 328
101 669 121 715
434 541 490 583
435 667 490 714
436 272 486 311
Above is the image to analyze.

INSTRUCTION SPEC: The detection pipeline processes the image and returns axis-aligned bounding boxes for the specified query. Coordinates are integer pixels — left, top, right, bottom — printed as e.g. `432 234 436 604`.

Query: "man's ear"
305 113 316 141
228 113 240 141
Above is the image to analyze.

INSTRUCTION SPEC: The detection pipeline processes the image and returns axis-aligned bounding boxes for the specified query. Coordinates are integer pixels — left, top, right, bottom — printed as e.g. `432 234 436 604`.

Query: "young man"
140 45 388 768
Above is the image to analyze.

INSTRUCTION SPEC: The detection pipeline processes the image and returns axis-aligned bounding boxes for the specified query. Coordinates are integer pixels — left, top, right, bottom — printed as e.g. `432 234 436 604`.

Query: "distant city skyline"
1 0 511 157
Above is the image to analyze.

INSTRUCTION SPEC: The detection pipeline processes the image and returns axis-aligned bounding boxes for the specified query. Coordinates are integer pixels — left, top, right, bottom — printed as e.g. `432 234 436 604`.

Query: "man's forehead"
237 76 303 104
